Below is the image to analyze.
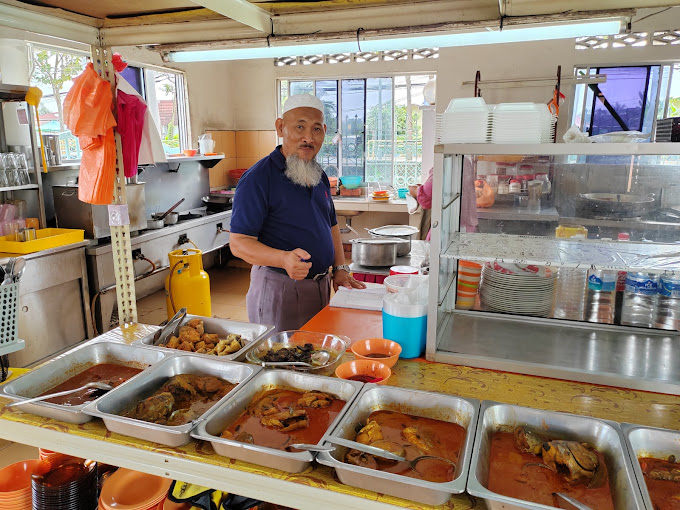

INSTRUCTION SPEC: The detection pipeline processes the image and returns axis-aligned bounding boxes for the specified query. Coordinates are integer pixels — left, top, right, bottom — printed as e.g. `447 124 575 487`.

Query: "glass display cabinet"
426 143 680 394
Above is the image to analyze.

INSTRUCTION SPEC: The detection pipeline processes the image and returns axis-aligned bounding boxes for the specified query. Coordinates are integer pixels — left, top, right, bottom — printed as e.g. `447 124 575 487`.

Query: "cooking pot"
163 212 179 225
350 238 409 267
202 195 232 212
146 218 165 230
577 192 657 219
367 225 419 256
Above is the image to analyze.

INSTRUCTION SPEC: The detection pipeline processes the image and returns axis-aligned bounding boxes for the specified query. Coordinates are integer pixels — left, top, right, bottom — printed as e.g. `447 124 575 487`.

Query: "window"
29 44 89 161
571 64 680 138
278 74 433 186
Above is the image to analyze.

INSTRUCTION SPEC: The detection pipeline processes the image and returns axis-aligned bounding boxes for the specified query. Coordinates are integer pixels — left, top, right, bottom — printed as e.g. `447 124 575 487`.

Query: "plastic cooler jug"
382 297 427 359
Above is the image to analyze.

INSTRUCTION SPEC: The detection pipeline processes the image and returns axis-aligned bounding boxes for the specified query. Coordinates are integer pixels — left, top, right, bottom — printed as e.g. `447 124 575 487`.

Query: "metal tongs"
152 307 187 346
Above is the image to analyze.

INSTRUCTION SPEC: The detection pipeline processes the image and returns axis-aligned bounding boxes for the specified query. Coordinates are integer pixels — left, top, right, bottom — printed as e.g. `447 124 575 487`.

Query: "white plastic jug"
198 134 215 154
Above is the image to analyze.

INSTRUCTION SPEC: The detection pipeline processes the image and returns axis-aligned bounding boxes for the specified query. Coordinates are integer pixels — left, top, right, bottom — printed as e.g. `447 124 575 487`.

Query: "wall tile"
223 131 236 158
235 131 259 158
236 157 260 170
257 131 277 157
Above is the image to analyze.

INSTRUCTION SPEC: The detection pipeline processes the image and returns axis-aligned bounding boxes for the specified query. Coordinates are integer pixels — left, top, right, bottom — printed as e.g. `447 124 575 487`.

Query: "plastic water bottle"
584 270 617 324
553 268 587 320
656 275 680 331
621 272 659 328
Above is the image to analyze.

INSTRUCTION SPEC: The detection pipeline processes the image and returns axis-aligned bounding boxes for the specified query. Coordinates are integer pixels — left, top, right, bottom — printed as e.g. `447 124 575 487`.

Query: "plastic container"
584 269 617 324
555 225 588 238
552 268 587 321
340 176 362 189
509 179 521 193
621 272 659 328
382 308 427 359
656 275 680 331
0 228 84 254
497 176 510 195
389 265 418 276
535 173 551 194
485 174 498 193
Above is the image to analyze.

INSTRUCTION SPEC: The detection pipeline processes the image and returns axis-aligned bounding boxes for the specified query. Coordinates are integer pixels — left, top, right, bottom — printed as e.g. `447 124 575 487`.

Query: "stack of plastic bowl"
98 468 172 510
456 260 482 309
490 103 557 144
0 459 40 510
439 97 492 143
31 454 98 510
38 449 61 462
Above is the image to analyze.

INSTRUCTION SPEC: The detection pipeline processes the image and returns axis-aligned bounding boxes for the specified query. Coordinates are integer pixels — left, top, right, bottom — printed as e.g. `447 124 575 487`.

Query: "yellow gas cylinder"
165 248 211 319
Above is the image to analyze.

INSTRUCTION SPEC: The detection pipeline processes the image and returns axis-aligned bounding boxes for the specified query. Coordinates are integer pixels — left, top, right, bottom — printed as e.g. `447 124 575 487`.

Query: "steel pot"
367 225 419 256
146 218 165 230
577 192 657 219
163 212 179 225
350 238 408 267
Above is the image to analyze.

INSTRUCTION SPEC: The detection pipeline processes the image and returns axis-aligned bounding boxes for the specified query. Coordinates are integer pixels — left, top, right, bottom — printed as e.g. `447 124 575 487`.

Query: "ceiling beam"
188 0 271 32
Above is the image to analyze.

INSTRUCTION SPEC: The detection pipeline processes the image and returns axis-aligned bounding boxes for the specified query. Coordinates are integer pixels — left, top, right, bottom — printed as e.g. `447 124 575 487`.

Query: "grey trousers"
246 265 331 332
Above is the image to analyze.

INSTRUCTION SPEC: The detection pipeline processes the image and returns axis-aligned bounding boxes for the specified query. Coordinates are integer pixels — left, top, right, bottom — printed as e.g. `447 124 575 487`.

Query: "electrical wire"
168 260 184 315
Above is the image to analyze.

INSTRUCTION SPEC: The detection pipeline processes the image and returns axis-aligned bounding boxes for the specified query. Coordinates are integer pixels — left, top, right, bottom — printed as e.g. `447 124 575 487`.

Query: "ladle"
553 492 593 510
260 350 331 368
6 382 114 408
325 436 456 480
12 257 26 283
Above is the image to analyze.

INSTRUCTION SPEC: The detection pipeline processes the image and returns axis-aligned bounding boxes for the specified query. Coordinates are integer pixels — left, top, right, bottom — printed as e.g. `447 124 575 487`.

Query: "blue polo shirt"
230 146 338 277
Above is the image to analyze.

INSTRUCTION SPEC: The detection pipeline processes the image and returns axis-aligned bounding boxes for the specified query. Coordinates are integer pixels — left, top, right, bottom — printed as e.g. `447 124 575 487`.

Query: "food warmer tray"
622 422 680 510
82 354 261 447
316 384 479 506
134 314 274 362
467 401 645 510
0 342 168 424
191 369 363 473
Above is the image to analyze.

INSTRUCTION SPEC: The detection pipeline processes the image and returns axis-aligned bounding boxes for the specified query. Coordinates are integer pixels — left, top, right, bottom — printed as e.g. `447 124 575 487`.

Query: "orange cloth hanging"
63 63 117 205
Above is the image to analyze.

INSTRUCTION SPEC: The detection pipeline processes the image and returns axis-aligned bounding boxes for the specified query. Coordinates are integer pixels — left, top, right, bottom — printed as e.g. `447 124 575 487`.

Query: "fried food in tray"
219 388 345 450
162 318 244 356
122 374 236 426
487 425 614 508
639 454 680 508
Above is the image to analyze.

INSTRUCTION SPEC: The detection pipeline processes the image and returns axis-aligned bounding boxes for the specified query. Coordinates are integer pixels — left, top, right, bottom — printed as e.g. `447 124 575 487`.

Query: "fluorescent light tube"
167 19 623 63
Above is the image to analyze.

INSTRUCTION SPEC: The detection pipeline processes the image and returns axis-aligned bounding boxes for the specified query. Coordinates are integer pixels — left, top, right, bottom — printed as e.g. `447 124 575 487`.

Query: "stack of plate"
371 190 391 201
0 460 40 510
438 97 492 143
98 468 172 510
490 103 556 144
31 455 98 510
480 262 556 317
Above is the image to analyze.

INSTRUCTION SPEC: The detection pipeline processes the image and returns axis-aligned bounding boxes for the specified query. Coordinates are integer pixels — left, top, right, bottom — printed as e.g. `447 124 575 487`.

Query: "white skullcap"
282 94 325 120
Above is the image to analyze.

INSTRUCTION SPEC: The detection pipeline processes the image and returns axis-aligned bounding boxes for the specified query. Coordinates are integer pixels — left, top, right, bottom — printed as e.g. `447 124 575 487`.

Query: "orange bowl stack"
99 468 172 510
0 459 40 510
457 260 482 309
371 189 391 201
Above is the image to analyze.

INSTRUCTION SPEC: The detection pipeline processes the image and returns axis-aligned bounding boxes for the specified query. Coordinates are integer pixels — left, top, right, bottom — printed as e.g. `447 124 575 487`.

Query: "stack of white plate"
480 262 556 317
437 97 492 143
490 103 556 144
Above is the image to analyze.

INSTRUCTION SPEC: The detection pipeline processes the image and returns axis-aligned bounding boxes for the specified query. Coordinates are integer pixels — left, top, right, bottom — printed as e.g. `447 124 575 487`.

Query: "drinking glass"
5 154 19 186
14 153 30 185
0 154 8 187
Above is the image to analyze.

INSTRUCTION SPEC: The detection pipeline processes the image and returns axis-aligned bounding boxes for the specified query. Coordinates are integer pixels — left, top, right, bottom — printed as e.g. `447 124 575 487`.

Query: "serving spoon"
553 492 593 510
288 443 335 453
6 382 114 408
325 436 457 479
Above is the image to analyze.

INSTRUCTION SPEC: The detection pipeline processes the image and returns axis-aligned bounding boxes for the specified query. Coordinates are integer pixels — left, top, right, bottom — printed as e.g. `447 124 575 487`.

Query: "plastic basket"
0 282 19 351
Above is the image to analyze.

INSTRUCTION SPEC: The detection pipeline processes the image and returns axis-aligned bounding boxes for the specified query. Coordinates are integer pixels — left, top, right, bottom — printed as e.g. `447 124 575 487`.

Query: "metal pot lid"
368 224 419 236
350 237 409 245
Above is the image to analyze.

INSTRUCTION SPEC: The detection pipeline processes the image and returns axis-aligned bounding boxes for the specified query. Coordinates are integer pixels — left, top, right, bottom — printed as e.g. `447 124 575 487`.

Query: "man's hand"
333 269 366 292
282 248 312 280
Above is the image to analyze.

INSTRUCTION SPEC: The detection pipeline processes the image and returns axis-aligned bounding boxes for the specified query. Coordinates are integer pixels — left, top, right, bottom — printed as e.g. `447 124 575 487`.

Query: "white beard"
285 154 323 188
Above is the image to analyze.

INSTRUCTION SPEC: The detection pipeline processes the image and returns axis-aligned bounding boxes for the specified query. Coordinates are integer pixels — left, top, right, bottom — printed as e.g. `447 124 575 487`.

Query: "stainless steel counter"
349 240 429 276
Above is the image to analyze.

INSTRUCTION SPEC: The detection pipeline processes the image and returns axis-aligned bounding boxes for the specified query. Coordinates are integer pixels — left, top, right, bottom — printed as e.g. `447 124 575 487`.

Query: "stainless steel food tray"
0 342 167 424
622 422 680 510
82 354 261 447
191 369 363 473
468 401 645 510
316 384 479 506
135 314 274 362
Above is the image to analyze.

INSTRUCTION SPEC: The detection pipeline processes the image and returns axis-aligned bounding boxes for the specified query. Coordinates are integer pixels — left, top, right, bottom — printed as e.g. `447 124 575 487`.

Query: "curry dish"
220 389 345 450
122 374 235 426
344 410 465 483
487 427 614 508
639 455 680 509
39 363 143 406
161 318 245 356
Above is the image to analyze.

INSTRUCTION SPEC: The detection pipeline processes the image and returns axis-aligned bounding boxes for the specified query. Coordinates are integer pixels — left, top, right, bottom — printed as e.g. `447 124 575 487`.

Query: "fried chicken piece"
356 420 383 445
127 392 174 422
215 339 241 355
402 427 434 453
166 336 181 349
177 341 194 351
248 391 287 416
178 326 201 344
541 440 598 484
187 318 204 335
191 375 223 393
297 391 334 408
202 333 220 344
260 409 308 431
194 341 206 351
195 348 208 354
515 426 544 455
160 374 198 398
346 450 378 470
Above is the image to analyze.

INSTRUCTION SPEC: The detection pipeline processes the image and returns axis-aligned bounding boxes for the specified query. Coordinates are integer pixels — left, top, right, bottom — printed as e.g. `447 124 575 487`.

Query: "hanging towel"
115 72 167 165
116 89 147 177
63 63 117 205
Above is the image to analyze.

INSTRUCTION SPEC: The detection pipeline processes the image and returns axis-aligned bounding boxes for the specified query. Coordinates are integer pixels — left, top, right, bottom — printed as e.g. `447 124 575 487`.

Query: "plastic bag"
78 128 116 205
475 179 495 208
117 90 147 177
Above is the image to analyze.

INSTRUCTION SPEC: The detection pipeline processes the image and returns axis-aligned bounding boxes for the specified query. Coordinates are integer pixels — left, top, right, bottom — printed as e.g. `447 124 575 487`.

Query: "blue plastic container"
397 187 408 199
340 176 362 189
382 310 427 359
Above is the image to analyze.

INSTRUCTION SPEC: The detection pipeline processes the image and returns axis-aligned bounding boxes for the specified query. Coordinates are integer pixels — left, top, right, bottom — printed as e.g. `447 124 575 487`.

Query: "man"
229 93 365 332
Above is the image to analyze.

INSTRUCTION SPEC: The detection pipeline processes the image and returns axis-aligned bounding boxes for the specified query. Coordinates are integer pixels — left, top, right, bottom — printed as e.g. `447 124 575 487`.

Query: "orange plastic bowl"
350 338 401 368
0 459 41 493
335 359 391 385
182 149 197 157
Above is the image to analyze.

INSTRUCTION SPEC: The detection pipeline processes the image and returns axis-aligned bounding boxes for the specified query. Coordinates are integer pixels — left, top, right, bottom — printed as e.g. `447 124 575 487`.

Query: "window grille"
576 31 680 49
274 48 438 66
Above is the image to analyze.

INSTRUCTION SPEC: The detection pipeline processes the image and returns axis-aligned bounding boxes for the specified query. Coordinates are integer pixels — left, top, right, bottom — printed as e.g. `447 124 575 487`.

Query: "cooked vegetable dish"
487 427 614 508
639 455 680 509
39 363 143 406
122 374 235 426
260 343 316 364
220 388 345 450
344 410 464 483
162 318 245 356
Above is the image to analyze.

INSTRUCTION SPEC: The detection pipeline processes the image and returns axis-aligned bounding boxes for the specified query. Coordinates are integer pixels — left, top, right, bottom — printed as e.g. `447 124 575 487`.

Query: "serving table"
1 311 679 509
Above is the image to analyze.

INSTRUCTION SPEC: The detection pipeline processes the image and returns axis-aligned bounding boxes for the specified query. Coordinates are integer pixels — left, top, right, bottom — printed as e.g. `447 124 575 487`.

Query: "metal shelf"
442 232 680 273
435 143 680 156
0 184 39 192
0 84 29 102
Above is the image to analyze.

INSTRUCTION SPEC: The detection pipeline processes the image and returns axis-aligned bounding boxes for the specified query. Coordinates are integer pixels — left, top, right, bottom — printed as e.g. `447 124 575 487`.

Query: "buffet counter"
0 311 679 509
